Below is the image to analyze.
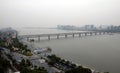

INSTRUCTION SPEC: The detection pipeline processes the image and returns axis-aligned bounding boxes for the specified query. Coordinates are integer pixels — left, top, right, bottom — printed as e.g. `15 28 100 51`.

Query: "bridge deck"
19 31 96 38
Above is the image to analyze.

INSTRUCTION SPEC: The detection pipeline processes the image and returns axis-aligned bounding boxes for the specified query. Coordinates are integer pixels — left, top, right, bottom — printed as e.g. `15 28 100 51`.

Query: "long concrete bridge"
19 31 112 41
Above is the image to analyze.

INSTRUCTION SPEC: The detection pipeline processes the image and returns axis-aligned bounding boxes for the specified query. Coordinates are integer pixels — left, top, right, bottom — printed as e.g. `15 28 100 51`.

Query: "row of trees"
66 66 91 73
11 38 32 56
18 59 48 73
47 54 92 73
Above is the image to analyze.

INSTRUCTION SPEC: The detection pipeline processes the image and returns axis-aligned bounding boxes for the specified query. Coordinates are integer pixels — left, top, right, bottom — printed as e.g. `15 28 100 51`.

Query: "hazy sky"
0 0 120 28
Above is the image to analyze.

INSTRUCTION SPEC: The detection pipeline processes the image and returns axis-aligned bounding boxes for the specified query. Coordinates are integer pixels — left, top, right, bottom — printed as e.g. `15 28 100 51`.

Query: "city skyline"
0 0 120 28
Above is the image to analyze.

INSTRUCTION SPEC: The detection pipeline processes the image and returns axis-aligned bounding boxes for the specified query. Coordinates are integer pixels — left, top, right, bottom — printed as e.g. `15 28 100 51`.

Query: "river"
17 28 120 73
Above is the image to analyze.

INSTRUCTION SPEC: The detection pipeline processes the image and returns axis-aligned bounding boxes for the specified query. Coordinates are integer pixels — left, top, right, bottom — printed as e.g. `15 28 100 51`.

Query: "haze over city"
0 0 120 28
1 0 120 73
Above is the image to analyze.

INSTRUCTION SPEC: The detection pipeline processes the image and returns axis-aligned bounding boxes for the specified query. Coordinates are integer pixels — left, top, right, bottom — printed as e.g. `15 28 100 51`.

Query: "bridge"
18 31 112 41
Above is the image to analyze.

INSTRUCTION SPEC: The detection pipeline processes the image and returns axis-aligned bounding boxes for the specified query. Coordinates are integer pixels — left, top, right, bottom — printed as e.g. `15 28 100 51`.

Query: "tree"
20 59 25 66
26 59 32 66
65 66 92 73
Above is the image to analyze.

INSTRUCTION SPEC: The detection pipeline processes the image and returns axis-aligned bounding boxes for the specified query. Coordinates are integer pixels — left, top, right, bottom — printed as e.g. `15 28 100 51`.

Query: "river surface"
17 28 120 73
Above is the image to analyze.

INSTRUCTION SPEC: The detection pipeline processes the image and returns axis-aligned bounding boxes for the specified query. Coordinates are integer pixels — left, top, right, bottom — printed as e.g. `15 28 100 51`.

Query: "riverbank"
16 28 120 73
32 33 120 73
21 39 107 73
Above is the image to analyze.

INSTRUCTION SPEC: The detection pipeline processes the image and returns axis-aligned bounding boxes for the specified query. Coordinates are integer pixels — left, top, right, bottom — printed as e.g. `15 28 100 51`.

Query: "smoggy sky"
0 0 120 28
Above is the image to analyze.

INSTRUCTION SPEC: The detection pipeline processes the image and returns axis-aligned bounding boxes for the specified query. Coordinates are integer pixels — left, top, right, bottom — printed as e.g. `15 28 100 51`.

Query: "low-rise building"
33 47 52 56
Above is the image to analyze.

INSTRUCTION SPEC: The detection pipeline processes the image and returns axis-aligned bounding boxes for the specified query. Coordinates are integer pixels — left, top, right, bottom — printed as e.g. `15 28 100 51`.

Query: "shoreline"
21 39 102 73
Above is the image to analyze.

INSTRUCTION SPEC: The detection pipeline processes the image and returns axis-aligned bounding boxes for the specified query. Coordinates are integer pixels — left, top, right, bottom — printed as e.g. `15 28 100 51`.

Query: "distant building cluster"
81 25 96 31
57 25 77 30
0 27 17 38
0 27 18 46
57 25 120 32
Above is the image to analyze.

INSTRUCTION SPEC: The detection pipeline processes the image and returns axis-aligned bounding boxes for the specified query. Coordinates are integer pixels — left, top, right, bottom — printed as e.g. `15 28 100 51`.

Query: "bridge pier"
99 32 101 35
38 36 40 41
107 32 110 34
65 34 68 38
27 37 29 41
85 33 87 36
103 32 105 35
106 32 109 34
72 33 74 37
95 32 97 35
48 35 50 40
90 32 92 36
21 31 114 42
79 33 81 37
57 34 59 39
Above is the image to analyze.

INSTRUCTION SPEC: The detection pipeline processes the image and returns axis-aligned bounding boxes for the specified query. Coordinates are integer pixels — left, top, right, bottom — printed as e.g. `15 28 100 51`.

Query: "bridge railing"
18 31 112 41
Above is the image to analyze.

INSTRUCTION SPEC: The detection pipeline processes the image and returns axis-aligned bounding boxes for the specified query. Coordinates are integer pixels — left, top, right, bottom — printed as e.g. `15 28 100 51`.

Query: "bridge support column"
65 34 67 38
109 32 112 34
99 32 101 35
38 36 40 41
95 32 97 35
103 32 105 35
85 33 87 36
27 37 29 41
73 33 74 37
48 35 50 40
90 32 92 36
107 32 109 34
79 33 81 37
57 34 59 39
